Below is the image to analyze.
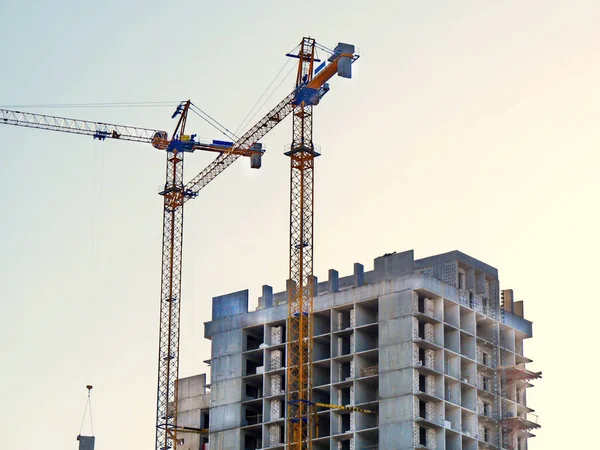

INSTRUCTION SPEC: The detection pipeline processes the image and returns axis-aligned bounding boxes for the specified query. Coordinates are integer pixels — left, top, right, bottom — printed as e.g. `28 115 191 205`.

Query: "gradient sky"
1 1 598 449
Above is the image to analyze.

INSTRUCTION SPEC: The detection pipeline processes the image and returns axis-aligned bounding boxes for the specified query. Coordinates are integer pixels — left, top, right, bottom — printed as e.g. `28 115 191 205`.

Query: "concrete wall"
176 374 210 450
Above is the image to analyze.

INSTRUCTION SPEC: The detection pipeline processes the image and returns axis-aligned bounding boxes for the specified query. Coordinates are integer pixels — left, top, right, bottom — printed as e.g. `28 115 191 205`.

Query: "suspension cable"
235 61 297 138
234 57 294 136
0 101 179 109
188 103 238 142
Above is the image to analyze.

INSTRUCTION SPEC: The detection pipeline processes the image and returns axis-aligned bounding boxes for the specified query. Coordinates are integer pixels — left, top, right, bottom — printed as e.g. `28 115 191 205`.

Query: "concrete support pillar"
466 267 476 290
286 279 297 302
354 263 364 287
329 269 339 293
262 285 273 309
502 289 514 313
475 272 486 294
514 300 524 317
308 275 318 296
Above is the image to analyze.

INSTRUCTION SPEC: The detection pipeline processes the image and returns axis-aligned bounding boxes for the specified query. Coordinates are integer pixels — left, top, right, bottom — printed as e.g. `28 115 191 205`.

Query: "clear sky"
0 1 598 449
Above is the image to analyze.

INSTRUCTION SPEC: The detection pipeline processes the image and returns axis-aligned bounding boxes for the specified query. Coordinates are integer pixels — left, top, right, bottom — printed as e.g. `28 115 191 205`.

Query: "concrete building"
177 250 541 450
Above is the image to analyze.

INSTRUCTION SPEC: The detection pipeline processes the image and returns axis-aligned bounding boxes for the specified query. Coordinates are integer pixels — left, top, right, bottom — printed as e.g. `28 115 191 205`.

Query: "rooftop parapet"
208 249 531 335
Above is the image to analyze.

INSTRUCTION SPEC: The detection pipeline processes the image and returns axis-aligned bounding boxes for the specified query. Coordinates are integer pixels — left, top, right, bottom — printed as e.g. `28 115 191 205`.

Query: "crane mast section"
286 36 316 450
155 101 191 450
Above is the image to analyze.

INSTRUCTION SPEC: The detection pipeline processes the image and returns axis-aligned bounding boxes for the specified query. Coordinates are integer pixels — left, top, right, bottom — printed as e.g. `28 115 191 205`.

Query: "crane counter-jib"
0 107 266 160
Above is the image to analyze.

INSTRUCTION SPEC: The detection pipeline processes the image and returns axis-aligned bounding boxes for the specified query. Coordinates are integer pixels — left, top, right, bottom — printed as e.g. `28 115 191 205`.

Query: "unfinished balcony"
414 423 437 449
242 429 262 450
244 325 264 352
414 317 438 350
415 396 442 428
413 290 442 322
243 350 264 377
503 412 540 434
500 363 542 384
355 298 378 326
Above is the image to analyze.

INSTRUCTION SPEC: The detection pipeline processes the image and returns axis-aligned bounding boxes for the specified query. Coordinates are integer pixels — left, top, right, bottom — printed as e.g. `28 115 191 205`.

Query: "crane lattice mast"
285 37 358 449
286 37 317 450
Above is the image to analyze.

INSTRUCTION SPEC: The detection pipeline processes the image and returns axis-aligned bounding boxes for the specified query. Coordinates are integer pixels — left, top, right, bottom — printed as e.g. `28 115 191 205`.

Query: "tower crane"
285 37 358 450
0 37 358 450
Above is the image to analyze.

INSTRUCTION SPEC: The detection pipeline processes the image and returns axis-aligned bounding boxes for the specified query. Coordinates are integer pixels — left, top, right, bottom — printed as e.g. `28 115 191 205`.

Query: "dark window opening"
419 374 426 392
483 402 491 417
246 359 259 375
245 408 262 426
201 409 210 429
419 426 427 446
341 414 351 433
418 321 426 339
484 427 490 443
244 434 260 449
340 362 351 381
419 400 427 418
340 387 351 405
419 347 426 365
245 384 261 400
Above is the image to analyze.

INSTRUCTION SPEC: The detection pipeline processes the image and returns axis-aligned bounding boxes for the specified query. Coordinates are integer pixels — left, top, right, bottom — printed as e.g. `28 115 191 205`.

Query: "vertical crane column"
286 37 317 450
156 102 191 450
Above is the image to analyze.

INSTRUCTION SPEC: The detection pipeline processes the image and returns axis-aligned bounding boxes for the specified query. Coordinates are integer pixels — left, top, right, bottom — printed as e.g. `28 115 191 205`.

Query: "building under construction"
176 249 541 450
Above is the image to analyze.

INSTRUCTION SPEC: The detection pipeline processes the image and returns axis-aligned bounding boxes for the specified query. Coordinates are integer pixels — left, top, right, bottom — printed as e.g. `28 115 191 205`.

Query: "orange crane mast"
285 38 357 450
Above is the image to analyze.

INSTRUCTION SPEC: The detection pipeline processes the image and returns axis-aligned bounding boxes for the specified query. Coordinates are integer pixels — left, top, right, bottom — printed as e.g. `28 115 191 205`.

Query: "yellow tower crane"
0 37 359 450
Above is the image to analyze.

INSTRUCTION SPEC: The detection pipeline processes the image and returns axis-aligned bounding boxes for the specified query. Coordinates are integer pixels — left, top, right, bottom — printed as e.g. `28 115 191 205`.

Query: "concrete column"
212 290 248 320
286 279 297 302
466 267 476 290
502 289 514 313
262 285 273 309
329 269 339 293
514 300 524 318
354 263 364 287
475 272 486 294
373 250 414 281
308 275 318 295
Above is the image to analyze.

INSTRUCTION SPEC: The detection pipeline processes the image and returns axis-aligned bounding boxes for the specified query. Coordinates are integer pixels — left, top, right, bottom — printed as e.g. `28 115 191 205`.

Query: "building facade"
177 250 540 450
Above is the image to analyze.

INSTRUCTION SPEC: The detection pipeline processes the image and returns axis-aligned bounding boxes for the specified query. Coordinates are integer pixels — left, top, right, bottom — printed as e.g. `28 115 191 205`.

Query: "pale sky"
1 1 598 449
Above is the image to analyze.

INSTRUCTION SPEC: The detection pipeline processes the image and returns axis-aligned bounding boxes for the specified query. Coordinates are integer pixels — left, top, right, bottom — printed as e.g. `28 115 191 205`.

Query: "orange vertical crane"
285 38 357 450
0 36 358 450
285 37 318 450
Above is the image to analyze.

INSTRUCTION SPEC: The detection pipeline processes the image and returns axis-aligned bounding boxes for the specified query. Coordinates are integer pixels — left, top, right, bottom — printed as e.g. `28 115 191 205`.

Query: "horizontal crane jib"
0 108 163 144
